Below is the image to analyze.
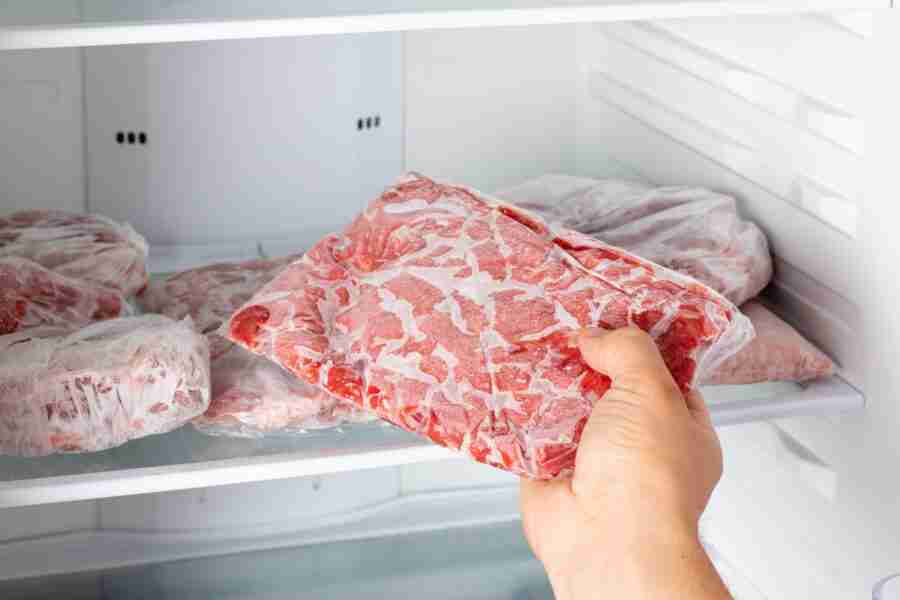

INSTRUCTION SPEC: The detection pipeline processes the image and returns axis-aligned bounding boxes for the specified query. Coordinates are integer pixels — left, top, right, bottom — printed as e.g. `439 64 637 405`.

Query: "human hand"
520 327 731 599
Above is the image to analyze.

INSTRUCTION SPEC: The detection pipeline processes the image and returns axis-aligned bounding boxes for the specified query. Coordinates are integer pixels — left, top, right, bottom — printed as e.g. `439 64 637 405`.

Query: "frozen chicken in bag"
225 174 753 479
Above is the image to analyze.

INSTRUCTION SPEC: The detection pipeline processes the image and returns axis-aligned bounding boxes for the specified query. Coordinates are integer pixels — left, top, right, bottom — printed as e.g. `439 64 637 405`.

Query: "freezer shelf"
0 0 888 51
0 377 862 509
0 486 760 599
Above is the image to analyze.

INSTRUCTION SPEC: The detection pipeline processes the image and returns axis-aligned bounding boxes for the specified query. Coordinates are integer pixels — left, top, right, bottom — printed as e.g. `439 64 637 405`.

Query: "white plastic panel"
0 1 888 50
0 47 84 215
405 25 576 192
85 34 403 246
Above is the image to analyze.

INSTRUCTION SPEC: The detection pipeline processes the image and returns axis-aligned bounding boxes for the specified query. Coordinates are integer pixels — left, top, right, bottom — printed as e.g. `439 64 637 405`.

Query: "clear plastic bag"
0 315 209 456
226 173 753 479
0 210 149 297
702 300 834 385
194 341 375 438
139 256 374 437
0 257 125 335
495 174 773 306
496 175 833 385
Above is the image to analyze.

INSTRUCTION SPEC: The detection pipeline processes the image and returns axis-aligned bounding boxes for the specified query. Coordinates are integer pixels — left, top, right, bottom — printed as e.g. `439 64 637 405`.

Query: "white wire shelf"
0 1 888 50
0 377 862 509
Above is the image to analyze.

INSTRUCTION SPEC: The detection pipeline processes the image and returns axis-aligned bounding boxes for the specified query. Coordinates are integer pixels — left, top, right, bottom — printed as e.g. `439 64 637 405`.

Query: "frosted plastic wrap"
193 344 374 438
0 257 125 335
0 315 210 456
226 174 753 479
0 210 149 297
702 301 834 385
140 257 372 437
495 174 773 306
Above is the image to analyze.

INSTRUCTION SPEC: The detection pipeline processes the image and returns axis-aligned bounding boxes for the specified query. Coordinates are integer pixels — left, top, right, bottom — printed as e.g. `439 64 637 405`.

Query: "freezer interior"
1 2 898 598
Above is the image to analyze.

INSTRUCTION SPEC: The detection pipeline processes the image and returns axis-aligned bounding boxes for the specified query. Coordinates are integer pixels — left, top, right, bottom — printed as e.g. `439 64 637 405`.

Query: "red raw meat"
0 315 209 456
495 175 772 306
140 256 373 437
702 301 834 385
0 209 149 297
226 174 752 479
0 257 124 335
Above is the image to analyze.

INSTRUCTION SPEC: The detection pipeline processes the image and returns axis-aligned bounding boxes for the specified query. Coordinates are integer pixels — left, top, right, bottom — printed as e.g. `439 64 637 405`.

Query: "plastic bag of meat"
140 257 373 437
0 257 125 335
0 315 209 456
0 209 149 297
702 301 834 385
193 344 374 438
139 256 301 359
494 174 772 306
225 173 753 479
495 175 833 385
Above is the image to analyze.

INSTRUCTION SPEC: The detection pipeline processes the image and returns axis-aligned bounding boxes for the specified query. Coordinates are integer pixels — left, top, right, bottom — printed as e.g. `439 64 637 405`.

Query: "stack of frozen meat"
0 211 210 456
1 173 835 470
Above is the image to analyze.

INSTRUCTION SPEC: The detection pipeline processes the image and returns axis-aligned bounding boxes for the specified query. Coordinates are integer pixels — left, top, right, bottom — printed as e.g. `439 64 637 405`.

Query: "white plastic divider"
0 1 888 50
0 378 863 510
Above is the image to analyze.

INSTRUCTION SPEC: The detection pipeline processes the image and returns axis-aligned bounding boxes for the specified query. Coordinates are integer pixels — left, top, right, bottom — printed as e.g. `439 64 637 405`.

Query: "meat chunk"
0 315 209 456
495 175 772 306
0 210 149 297
226 173 752 479
140 256 372 436
0 257 125 335
702 301 834 385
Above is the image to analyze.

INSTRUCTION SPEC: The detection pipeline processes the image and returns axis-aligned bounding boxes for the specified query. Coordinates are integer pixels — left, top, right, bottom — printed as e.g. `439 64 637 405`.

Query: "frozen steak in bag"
0 315 209 456
0 209 149 297
140 257 372 437
495 174 772 306
225 174 752 479
0 257 125 335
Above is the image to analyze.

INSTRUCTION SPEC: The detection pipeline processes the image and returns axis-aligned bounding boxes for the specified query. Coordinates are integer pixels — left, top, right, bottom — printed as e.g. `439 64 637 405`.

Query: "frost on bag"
226 174 753 479
495 175 773 306
0 210 149 297
0 315 210 457
139 257 373 437
0 257 125 335
193 344 373 438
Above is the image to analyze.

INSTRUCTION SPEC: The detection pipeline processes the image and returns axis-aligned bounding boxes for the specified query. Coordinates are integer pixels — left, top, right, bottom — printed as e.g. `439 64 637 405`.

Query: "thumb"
577 326 685 413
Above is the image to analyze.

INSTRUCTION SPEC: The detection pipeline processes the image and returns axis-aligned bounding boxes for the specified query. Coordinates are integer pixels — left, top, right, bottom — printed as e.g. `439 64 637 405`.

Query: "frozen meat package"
703 300 834 385
495 174 772 306
0 257 125 335
0 209 149 297
0 315 210 457
140 257 373 438
225 173 753 479
496 174 834 385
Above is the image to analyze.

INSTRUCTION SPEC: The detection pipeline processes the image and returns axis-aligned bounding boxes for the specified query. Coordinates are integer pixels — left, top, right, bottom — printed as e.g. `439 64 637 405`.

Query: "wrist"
553 517 705 600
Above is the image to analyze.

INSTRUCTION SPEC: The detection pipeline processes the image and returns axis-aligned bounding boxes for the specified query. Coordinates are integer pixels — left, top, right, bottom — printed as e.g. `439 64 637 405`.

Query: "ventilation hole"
365 117 372 129
138 132 147 145
374 115 381 127
357 118 364 131
116 132 125 144
127 132 136 144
